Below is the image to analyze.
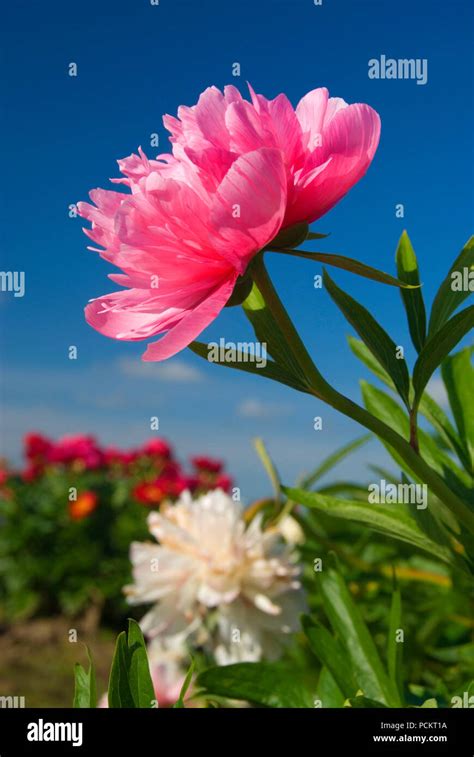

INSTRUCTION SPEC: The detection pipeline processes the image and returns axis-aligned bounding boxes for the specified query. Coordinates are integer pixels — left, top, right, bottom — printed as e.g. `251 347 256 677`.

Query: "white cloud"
117 356 203 383
237 397 291 419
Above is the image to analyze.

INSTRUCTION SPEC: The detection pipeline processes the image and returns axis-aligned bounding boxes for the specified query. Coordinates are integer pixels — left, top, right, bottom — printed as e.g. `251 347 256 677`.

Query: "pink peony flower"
141 438 172 459
191 455 223 474
79 85 380 361
47 434 103 469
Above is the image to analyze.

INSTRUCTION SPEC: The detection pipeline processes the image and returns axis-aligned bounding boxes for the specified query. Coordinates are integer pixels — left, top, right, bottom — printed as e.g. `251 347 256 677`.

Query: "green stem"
409 408 420 454
250 253 474 534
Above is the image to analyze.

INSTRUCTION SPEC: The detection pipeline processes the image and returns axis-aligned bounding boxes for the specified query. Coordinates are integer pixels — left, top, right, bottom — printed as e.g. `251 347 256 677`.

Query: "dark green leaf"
396 231 427 353
441 347 474 473
196 662 316 708
413 306 474 409
108 632 134 708
418 392 471 474
265 222 310 249
173 658 195 708
242 281 306 380
346 696 389 708
324 269 410 407
126 619 155 708
360 382 472 515
189 341 310 395
348 336 395 390
317 567 400 706
303 616 357 699
317 666 346 708
428 236 474 336
387 589 403 700
108 620 154 709
307 231 330 240
272 249 416 288
282 486 460 568
73 646 97 708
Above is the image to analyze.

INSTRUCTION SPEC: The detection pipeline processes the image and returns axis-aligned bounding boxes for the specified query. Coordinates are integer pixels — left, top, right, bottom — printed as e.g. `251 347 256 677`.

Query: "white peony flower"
125 489 304 662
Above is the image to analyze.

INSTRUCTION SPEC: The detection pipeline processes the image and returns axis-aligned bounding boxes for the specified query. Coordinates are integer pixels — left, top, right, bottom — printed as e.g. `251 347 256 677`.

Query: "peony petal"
210 147 287 270
142 275 237 361
286 102 381 226
295 87 329 149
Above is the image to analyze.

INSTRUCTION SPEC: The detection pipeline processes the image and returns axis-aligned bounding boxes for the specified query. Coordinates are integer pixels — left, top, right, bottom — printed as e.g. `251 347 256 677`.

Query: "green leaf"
307 231 330 240
73 646 97 708
126 619 155 708
349 336 471 472
317 566 400 707
346 695 389 708
265 222 310 249
360 382 473 509
413 306 474 409
196 662 316 708
282 486 460 569
189 340 310 395
441 347 474 473
324 269 410 407
254 438 281 504
303 616 357 699
242 281 306 380
418 392 471 474
387 589 403 700
348 336 395 390
108 632 134 708
173 658 195 708
317 666 346 708
428 236 474 336
108 620 154 708
272 248 416 288
396 231 427 353
299 434 370 489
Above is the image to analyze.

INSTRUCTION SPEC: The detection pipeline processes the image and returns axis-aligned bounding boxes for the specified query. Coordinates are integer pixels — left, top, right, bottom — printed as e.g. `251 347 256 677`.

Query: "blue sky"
1 0 472 497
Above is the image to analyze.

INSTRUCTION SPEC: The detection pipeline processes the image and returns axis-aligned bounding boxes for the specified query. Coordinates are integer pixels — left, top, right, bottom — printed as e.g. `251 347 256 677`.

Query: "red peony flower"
47 435 103 469
141 439 172 459
133 472 188 506
215 474 233 493
191 456 223 474
24 432 52 461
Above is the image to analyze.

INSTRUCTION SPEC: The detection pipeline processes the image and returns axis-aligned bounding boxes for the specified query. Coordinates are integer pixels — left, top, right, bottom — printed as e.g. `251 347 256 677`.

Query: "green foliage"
173 658 195 708
395 231 427 353
108 620 155 708
428 236 474 336
0 468 149 624
271 247 415 288
196 662 317 708
283 486 463 569
442 347 474 473
323 268 411 408
73 646 97 708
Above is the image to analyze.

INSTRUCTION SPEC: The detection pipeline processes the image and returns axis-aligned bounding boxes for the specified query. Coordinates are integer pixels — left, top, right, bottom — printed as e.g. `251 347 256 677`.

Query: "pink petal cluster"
79 85 380 360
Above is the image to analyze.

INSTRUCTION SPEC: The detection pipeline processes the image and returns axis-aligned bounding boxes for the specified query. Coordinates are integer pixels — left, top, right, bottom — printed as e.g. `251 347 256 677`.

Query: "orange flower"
69 491 98 521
